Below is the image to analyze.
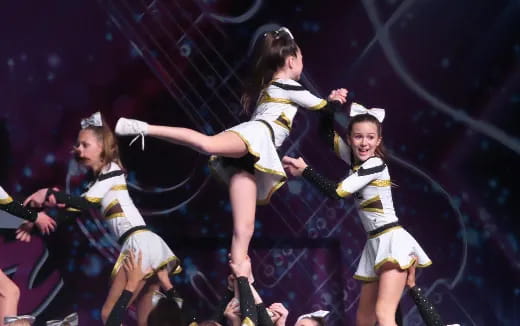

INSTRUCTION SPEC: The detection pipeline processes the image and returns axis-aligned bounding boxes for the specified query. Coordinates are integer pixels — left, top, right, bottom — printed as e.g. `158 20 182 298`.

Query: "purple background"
0 0 518 325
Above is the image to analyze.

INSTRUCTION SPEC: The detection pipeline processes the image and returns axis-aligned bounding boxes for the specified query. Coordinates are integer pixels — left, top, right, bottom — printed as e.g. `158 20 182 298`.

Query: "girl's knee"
233 223 255 239
375 303 396 326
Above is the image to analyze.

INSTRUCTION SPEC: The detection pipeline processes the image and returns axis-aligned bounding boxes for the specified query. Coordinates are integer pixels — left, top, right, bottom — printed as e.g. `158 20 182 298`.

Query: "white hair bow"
46 312 79 326
297 310 330 321
80 112 103 129
4 315 35 325
350 102 385 123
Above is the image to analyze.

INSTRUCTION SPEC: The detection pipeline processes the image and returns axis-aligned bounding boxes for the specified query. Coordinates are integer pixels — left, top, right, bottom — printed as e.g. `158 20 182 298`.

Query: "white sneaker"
115 118 149 136
115 118 149 150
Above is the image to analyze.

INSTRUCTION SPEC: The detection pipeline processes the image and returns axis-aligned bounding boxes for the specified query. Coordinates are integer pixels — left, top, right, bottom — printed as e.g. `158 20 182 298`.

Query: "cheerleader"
282 103 431 326
20 112 182 326
114 27 347 266
0 186 55 325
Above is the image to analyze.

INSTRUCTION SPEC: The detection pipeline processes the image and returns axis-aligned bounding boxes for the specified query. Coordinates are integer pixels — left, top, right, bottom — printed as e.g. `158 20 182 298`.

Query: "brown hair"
346 113 386 159
80 116 124 170
241 28 299 114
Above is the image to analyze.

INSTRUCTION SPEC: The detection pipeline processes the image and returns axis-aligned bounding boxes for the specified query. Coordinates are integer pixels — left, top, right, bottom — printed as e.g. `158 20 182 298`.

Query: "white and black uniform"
0 186 38 222
49 162 181 279
211 78 339 205
301 114 431 281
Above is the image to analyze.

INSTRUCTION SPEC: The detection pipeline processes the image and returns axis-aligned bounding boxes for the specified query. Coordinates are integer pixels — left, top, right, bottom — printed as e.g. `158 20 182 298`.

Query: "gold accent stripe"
368 225 402 239
369 179 392 187
258 92 295 105
360 195 381 208
0 196 14 205
257 177 287 206
353 274 378 282
280 112 292 128
241 317 255 326
362 208 385 214
106 212 126 219
85 196 102 203
333 132 341 156
66 207 81 212
273 119 290 130
308 99 327 110
111 251 128 279
374 256 432 272
144 256 183 279
224 129 288 205
103 199 119 216
110 185 127 191
336 187 351 198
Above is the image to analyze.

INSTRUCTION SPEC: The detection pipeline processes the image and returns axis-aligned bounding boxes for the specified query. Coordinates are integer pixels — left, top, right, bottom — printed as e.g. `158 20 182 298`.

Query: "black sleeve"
48 189 100 210
302 166 342 200
319 110 336 150
322 100 343 113
53 208 83 224
257 303 274 326
409 286 444 326
210 289 234 324
0 201 38 222
105 290 133 326
237 277 257 326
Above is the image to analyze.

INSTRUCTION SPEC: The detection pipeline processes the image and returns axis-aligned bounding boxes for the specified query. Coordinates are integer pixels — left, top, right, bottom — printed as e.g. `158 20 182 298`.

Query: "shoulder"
270 79 305 91
358 157 386 176
97 163 125 182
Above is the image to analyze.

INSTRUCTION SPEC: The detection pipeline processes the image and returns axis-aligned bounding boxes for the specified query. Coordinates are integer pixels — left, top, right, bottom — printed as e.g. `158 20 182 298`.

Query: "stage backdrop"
0 0 518 325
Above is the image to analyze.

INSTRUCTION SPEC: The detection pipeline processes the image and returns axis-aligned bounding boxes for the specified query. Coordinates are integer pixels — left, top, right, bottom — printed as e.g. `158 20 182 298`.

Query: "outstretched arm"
282 156 385 199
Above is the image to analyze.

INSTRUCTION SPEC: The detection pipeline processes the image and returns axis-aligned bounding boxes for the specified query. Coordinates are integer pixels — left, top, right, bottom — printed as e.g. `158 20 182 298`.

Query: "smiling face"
347 120 382 163
73 128 104 172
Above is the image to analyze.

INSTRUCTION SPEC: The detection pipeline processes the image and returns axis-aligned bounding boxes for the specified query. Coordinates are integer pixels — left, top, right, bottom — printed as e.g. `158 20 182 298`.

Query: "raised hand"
123 250 149 292
328 88 348 104
23 188 49 208
34 211 57 235
223 298 241 326
269 302 289 326
229 256 252 280
282 156 308 177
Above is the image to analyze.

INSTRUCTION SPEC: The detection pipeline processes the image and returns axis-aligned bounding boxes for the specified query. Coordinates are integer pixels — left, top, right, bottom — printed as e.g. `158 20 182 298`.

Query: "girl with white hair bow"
282 103 432 326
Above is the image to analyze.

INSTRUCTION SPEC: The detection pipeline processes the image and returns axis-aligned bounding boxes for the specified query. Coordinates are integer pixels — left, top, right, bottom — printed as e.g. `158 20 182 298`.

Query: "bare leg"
0 270 20 326
135 279 161 326
156 268 173 291
147 126 248 158
101 268 146 324
375 263 407 326
229 171 257 266
356 281 378 326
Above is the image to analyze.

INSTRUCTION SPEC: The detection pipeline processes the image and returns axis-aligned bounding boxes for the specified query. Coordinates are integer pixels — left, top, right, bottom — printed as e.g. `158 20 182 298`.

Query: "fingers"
281 156 295 164
137 250 143 267
15 230 31 242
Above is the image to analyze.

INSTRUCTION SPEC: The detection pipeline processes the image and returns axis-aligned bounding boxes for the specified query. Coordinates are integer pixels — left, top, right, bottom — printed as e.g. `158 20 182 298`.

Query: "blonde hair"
82 116 124 170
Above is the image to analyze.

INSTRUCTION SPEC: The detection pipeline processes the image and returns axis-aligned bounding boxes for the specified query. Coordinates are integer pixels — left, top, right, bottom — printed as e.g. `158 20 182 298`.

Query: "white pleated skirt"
354 226 432 281
111 230 182 279
209 120 287 205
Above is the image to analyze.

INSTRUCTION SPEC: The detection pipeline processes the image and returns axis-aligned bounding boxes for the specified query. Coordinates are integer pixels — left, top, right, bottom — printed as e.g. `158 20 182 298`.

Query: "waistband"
118 225 149 245
368 222 401 239
255 119 275 144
